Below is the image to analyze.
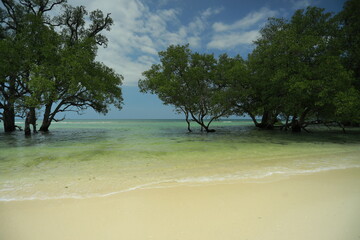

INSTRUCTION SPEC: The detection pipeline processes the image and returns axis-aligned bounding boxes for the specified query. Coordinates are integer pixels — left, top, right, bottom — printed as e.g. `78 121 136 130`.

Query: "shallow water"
1 119 360 201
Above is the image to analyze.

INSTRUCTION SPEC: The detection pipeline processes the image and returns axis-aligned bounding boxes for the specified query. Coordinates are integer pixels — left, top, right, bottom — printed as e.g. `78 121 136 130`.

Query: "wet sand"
1 168 359 240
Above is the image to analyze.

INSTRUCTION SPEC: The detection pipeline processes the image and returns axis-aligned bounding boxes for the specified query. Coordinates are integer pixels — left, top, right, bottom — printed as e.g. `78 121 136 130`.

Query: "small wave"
175 165 360 184
1 165 359 202
0 187 16 192
0 181 165 202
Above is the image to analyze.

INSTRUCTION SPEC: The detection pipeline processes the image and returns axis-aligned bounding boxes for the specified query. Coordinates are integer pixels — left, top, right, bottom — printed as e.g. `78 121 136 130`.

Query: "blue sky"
68 0 346 119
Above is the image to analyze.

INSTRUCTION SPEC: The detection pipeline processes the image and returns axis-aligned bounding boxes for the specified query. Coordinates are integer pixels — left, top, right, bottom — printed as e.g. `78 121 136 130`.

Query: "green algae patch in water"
1 120 360 201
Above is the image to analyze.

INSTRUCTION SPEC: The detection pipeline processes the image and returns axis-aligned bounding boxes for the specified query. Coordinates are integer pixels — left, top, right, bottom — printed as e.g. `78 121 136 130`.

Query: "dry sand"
1 168 360 240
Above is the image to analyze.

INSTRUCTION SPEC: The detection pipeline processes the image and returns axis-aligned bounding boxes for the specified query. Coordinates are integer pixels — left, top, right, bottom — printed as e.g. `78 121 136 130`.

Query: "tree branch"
88 13 112 38
18 0 36 15
43 0 66 13
1 0 18 27
53 116 65 122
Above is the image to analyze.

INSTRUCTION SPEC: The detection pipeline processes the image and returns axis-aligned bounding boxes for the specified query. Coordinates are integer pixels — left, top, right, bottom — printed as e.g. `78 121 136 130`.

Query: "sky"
65 0 346 119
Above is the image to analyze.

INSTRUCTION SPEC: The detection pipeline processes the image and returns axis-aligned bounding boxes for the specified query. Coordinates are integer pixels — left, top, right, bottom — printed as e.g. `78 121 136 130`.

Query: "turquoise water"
1 119 360 201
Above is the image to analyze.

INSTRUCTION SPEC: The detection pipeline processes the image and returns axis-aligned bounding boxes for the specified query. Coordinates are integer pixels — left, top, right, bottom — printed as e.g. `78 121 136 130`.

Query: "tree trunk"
39 103 52 132
291 108 310 133
200 125 214 133
256 110 274 129
198 119 213 132
39 121 51 132
299 108 309 127
29 107 37 133
291 115 301 132
2 74 18 132
188 111 217 133
185 111 192 132
205 128 216 133
260 110 269 127
247 111 259 127
284 115 290 131
291 121 301 132
3 104 16 132
24 111 31 136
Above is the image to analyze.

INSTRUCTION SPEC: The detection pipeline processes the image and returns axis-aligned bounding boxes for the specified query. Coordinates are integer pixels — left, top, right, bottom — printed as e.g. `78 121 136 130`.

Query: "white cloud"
188 36 201 48
96 47 155 86
290 0 312 9
207 30 260 49
137 55 157 65
155 0 179 8
212 7 277 32
75 0 222 85
208 7 278 50
189 7 222 33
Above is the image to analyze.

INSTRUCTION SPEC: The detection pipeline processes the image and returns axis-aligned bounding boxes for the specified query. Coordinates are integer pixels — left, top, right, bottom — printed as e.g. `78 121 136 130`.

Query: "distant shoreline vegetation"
1 0 360 135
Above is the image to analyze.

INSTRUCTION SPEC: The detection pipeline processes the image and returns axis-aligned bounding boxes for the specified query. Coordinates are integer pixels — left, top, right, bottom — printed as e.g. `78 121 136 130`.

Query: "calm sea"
1 119 360 201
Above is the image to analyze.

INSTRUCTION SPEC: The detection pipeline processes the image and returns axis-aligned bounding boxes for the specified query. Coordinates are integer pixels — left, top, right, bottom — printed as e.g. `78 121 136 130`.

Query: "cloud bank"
208 7 278 50
76 0 278 85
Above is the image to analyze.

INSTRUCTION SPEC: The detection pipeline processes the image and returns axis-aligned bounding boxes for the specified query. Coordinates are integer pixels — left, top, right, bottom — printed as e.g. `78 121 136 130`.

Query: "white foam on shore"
175 165 360 184
1 165 359 202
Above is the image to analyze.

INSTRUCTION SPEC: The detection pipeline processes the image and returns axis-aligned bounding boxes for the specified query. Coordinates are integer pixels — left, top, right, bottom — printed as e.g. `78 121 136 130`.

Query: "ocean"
1 119 360 201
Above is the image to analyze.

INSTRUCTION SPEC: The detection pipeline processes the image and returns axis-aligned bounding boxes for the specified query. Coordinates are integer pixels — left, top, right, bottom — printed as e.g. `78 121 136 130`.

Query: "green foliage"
213 54 251 115
139 2 360 131
338 0 360 87
244 6 356 129
139 45 231 132
0 0 123 131
334 88 360 123
2 0 359 133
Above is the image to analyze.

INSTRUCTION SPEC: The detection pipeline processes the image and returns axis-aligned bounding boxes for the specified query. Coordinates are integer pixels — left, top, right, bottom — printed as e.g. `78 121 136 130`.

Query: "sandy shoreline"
1 168 360 240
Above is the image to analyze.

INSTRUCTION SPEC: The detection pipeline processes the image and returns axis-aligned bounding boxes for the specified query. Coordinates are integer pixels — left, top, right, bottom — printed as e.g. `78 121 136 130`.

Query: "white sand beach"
1 168 359 240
